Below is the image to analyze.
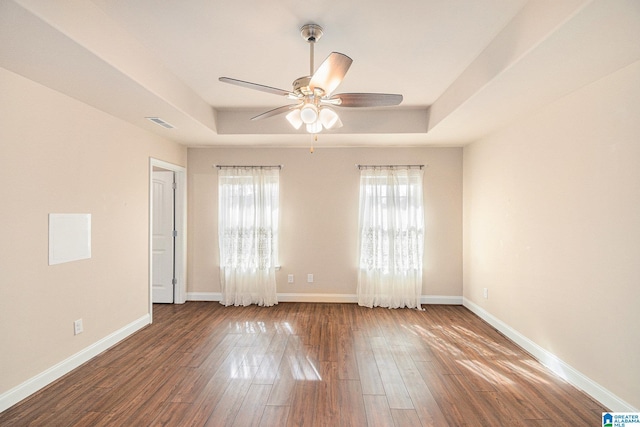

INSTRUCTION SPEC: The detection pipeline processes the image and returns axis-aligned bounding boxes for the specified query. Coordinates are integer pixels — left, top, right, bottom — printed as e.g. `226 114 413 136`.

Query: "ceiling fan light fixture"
300 103 318 124
285 109 303 129
319 107 341 129
306 120 322 134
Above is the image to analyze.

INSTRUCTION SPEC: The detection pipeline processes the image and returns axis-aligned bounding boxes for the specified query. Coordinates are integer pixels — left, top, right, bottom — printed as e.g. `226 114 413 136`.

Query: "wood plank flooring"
0 302 607 426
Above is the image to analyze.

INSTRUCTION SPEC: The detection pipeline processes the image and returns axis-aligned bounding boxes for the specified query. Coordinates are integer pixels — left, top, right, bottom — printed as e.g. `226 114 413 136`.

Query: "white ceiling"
1 0 639 147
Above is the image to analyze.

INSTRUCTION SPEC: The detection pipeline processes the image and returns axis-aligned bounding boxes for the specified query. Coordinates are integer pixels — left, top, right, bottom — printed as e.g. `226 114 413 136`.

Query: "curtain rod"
356 164 424 170
214 165 283 169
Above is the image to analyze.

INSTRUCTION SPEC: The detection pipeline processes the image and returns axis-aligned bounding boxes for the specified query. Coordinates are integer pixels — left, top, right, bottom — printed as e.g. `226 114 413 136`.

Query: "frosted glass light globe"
300 104 318 124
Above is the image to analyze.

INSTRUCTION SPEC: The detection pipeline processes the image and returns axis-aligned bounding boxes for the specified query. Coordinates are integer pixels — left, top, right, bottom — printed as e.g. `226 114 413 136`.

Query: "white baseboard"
187 292 463 305
462 298 637 412
422 295 463 305
187 292 222 301
277 293 358 303
0 314 150 413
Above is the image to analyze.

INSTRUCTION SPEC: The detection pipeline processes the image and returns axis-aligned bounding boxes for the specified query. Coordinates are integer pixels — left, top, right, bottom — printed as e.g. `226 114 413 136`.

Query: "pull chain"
310 134 317 154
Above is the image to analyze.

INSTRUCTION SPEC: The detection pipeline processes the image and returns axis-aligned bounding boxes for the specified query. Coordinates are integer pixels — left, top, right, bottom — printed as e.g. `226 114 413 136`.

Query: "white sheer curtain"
218 167 279 307
357 167 424 309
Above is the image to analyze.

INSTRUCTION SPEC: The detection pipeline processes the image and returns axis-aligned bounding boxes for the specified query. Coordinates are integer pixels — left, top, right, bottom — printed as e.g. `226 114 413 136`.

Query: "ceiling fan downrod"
301 24 323 75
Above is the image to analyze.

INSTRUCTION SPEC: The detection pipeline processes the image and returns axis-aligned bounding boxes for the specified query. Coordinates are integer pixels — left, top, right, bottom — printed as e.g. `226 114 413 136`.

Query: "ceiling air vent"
145 117 175 129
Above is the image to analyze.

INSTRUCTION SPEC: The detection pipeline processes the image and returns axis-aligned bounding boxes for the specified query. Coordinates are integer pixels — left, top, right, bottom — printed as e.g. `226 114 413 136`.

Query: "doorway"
149 159 186 317
152 169 175 303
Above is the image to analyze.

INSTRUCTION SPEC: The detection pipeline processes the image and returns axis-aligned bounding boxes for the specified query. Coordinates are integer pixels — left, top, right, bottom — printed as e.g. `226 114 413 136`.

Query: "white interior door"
152 170 175 303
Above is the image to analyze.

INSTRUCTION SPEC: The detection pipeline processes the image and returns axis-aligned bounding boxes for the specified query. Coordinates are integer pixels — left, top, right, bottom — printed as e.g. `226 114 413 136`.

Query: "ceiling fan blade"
219 77 293 97
251 104 300 121
309 52 353 96
330 93 403 107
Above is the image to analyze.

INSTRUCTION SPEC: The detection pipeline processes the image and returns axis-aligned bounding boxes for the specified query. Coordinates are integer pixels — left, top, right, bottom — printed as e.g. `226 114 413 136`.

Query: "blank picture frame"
48 213 91 265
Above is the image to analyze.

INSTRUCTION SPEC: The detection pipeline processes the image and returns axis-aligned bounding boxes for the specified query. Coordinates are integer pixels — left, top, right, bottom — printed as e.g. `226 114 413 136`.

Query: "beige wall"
188 146 462 300
0 67 186 395
463 60 640 409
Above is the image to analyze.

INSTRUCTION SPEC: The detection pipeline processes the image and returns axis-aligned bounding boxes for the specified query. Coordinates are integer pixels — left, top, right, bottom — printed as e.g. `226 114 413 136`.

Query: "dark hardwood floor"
0 302 606 426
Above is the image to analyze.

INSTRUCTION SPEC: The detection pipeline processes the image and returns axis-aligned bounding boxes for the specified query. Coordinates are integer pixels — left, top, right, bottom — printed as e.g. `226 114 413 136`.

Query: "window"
357 167 424 309
218 167 279 306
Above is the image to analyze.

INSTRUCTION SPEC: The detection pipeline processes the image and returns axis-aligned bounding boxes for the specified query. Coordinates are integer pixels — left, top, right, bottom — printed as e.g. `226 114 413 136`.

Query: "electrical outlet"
483 288 488 299
288 274 294 283
74 319 83 335
307 273 314 283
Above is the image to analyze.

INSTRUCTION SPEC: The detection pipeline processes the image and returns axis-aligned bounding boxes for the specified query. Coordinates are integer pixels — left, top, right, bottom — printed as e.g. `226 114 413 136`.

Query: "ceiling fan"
219 24 403 134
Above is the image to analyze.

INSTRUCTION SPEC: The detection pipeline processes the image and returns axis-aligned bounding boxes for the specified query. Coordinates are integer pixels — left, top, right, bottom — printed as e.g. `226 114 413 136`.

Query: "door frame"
149 158 186 320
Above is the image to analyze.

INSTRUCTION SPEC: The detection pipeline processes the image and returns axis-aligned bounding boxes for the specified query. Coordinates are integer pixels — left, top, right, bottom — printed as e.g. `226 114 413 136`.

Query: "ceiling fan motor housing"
293 76 326 98
293 76 313 95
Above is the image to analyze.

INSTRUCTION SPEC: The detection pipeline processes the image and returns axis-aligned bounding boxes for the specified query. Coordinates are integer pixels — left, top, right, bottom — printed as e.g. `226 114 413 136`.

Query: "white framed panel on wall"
48 213 91 265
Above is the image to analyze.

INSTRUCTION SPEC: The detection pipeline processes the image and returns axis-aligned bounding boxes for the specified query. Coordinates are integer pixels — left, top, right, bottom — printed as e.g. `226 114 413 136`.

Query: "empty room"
1 0 639 425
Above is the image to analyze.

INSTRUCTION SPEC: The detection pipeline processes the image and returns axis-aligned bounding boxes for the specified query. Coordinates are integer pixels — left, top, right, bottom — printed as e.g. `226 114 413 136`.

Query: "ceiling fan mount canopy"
300 23 323 43
219 23 403 134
